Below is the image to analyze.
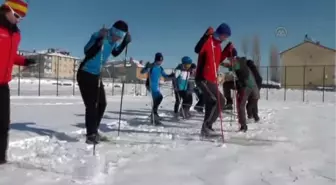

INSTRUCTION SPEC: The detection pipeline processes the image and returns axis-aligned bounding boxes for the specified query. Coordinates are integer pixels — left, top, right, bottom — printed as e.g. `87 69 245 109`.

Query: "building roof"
106 58 145 68
18 49 81 60
280 40 336 55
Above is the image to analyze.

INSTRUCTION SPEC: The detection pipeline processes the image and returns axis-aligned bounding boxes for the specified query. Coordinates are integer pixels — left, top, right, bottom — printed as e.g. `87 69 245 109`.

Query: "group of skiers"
0 0 262 164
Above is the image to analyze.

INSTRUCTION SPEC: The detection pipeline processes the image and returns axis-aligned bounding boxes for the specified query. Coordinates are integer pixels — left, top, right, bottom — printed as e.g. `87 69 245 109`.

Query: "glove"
99 28 108 39
123 32 131 45
205 27 214 36
24 58 36 66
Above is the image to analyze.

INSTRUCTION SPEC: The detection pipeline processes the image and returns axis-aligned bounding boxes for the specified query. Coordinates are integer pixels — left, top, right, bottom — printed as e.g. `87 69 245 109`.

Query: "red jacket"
0 14 26 85
195 36 231 83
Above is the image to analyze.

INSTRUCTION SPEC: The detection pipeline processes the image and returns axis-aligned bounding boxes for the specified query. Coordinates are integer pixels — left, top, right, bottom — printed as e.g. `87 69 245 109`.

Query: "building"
13 48 81 79
280 38 336 90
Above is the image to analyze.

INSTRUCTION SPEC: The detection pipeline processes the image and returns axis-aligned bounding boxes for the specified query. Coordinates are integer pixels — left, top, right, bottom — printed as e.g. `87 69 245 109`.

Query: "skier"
223 49 260 132
77 20 131 144
141 52 174 125
173 56 195 119
194 23 234 136
246 59 262 122
0 0 36 164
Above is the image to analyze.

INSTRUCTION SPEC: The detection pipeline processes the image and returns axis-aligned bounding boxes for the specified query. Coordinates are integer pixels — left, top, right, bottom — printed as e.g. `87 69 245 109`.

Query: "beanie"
112 20 128 32
154 52 163 62
4 0 28 17
215 23 231 36
181 56 192 64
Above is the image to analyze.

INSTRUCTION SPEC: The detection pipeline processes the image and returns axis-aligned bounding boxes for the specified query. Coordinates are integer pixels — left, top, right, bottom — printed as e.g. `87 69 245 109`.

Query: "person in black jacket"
246 59 262 122
222 49 260 132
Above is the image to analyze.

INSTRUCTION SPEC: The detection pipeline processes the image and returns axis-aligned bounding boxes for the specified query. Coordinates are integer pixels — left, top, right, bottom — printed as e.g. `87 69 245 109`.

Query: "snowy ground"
0 92 335 185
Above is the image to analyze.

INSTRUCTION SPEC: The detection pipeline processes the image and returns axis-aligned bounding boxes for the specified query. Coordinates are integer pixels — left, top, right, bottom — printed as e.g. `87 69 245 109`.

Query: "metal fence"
10 63 336 103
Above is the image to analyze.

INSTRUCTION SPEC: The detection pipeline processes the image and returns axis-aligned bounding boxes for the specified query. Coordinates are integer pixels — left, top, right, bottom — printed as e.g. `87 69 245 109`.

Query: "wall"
281 42 336 89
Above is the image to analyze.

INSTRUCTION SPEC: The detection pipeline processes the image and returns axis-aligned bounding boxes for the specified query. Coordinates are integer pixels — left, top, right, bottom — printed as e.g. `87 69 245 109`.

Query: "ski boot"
86 134 100 144
223 104 233 110
238 124 248 132
194 106 204 113
150 113 163 126
200 124 217 137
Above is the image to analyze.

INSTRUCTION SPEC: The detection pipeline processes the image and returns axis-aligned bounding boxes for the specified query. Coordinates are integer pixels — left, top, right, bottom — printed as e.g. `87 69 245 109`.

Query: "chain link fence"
10 58 336 103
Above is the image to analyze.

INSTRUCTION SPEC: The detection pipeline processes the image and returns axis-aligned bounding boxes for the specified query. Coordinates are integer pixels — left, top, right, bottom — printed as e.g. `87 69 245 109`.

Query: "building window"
309 68 312 71
309 55 313 59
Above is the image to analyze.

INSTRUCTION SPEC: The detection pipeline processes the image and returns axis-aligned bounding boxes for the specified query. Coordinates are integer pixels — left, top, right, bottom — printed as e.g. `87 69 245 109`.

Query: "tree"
269 44 280 82
251 35 261 70
241 37 249 57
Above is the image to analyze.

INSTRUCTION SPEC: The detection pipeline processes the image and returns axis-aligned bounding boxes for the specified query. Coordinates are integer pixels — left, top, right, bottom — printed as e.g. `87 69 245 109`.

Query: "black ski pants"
152 93 163 115
223 81 236 105
174 90 193 113
0 84 10 161
77 70 107 136
196 80 225 128
194 87 204 111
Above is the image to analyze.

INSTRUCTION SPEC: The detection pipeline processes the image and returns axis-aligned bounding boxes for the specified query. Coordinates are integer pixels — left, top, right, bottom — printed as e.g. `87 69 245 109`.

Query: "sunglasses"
6 5 22 20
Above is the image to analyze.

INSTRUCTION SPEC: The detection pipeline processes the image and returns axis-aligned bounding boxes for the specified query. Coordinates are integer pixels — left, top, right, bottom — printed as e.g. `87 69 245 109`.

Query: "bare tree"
241 37 249 57
251 35 261 70
269 44 280 82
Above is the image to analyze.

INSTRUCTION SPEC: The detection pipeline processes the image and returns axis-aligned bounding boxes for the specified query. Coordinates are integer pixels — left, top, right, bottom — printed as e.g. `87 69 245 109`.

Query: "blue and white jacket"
173 63 196 92
80 27 126 75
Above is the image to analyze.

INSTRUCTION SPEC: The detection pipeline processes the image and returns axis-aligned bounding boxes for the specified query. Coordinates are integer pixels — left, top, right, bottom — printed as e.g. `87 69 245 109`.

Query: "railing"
10 63 336 103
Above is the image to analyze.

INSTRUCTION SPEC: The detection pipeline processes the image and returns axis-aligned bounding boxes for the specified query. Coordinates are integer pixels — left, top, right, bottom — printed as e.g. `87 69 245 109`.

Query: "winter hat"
4 0 28 18
215 23 231 36
112 20 128 32
110 20 128 39
181 56 192 64
154 52 163 62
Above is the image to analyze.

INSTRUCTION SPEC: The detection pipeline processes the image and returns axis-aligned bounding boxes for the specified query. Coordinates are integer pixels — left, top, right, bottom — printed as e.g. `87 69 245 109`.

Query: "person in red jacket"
0 0 36 165
194 23 233 136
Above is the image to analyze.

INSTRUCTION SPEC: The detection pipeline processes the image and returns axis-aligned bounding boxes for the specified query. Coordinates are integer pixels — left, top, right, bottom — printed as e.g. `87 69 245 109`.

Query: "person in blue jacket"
173 56 195 119
77 20 131 144
141 52 174 125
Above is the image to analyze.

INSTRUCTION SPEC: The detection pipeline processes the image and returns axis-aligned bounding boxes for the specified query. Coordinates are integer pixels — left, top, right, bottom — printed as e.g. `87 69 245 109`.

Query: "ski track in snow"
0 95 335 185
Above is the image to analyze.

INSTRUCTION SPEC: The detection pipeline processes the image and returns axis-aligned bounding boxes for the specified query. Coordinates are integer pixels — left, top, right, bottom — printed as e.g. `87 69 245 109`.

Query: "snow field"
0 93 334 184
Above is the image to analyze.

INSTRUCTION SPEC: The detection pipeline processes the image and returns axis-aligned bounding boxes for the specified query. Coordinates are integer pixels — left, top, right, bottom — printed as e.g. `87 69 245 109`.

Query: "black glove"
24 58 36 66
111 32 131 57
99 28 108 39
123 32 131 45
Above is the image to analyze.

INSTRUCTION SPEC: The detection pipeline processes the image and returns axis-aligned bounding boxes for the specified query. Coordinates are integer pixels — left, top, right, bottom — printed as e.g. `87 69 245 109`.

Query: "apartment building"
14 48 81 79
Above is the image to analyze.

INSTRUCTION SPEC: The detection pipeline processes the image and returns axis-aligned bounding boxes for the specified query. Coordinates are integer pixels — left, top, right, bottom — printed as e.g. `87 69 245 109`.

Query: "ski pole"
230 73 237 127
117 45 128 136
210 36 225 143
93 24 106 156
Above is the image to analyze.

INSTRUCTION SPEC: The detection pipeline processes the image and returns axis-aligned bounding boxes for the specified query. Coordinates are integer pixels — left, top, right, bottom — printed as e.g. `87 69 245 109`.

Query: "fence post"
56 56 59 96
322 65 326 102
284 66 287 101
266 66 269 100
303 66 306 102
73 59 76 96
112 67 115 95
38 55 41 96
18 66 21 96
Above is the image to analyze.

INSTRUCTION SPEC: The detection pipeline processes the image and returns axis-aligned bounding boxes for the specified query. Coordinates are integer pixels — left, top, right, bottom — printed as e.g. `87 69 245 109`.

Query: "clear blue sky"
17 0 335 68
